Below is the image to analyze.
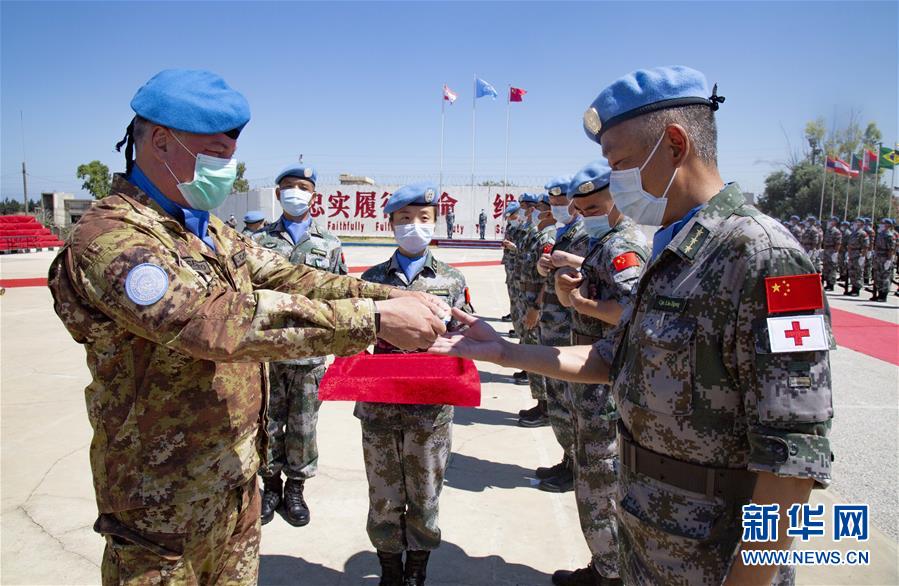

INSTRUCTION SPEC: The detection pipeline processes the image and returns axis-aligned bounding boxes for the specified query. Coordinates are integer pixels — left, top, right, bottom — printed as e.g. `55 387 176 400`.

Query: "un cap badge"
303 168 313 178
578 181 594 194
424 188 436 203
583 107 601 136
549 187 562 196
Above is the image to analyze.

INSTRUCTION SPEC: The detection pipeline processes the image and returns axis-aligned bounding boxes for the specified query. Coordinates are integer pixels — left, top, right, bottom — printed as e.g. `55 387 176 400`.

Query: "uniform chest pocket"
307 254 330 270
626 314 696 416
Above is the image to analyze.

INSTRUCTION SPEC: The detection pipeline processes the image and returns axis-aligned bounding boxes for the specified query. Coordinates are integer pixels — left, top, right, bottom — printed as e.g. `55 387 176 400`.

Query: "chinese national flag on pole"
510 87 527 102
764 274 825 314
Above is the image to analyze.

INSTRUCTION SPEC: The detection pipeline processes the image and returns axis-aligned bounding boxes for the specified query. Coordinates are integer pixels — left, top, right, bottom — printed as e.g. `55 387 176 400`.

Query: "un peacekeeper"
800 215 821 272
863 217 876 285
479 208 488 239
871 218 896 301
839 219 852 282
821 216 842 291
445 206 455 239
500 200 522 323
532 175 588 492
357 182 473 586
226 213 238 228
518 193 557 427
843 217 869 296
47 69 449 586
251 163 346 526
432 65 833 586
787 214 804 242
509 193 541 386
549 159 649 586
242 210 265 235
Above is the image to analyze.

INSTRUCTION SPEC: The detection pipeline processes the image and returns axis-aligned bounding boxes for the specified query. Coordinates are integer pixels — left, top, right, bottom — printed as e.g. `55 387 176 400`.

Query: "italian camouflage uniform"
520 223 556 401
252 218 347 482
539 219 589 457
873 226 896 295
47 175 392 585
846 226 869 291
570 216 648 579
356 250 473 553
821 224 842 288
605 185 833 585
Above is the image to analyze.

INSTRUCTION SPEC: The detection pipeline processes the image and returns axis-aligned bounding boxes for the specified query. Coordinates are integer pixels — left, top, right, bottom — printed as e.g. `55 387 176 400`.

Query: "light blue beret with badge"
536 192 551 206
583 65 725 144
567 159 613 200
244 210 265 223
504 201 521 217
545 176 572 197
276 164 317 186
385 181 439 214
130 69 250 136
519 192 539 204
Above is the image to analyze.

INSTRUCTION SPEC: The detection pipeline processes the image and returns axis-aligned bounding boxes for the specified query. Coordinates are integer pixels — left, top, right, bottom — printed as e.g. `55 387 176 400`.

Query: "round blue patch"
125 263 169 306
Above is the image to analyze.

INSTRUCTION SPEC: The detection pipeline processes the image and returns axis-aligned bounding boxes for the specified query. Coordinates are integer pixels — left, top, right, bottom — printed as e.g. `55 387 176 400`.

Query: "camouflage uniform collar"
387 248 436 282
112 173 186 235
665 182 744 263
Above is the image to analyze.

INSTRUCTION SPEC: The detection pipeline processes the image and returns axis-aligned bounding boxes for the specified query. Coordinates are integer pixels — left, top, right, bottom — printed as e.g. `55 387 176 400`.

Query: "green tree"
232 161 249 193
862 122 882 150
804 117 826 165
76 160 111 199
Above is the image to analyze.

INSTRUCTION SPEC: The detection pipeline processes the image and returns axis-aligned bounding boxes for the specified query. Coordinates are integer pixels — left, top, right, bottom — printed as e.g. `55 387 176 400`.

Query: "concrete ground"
1 247 897 585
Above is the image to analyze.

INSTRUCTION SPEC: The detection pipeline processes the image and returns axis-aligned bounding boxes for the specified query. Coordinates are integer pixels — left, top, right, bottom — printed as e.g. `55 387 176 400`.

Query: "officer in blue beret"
433 65 831 586
242 210 266 235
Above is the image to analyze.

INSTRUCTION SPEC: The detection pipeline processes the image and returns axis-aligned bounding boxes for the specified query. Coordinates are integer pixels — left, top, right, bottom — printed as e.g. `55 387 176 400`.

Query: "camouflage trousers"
361 421 452 553
873 255 895 293
864 250 873 282
839 252 849 282
821 249 839 285
569 382 619 579
847 253 865 289
540 316 576 454
260 361 324 480
100 479 260 585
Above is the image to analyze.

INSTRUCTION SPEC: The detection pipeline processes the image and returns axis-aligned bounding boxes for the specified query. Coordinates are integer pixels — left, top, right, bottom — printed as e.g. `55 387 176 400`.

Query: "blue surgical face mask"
280 187 313 217
165 133 237 211
609 131 677 227
551 204 573 225
581 214 612 238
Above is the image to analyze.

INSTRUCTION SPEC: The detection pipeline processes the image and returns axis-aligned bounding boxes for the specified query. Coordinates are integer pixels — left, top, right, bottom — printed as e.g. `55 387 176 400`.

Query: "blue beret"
131 69 250 136
534 193 550 205
276 164 317 186
244 210 264 223
841 220 850 225
830 216 840 222
806 215 817 221
567 159 612 199
545 176 572 197
519 192 539 204
504 201 521 216
385 181 439 214
583 65 723 144
881 218 894 225
790 215 800 221
863 217 872 223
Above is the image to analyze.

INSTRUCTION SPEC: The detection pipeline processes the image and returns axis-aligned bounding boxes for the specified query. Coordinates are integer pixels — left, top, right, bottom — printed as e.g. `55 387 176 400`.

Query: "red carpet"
829 308 899 366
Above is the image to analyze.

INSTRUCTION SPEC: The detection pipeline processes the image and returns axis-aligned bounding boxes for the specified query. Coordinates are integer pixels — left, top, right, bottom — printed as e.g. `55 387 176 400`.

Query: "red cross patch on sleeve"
612 252 640 272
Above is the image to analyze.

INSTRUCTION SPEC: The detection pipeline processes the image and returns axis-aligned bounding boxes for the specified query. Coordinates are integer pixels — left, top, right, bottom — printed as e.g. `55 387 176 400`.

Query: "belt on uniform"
571 331 600 345
617 421 756 500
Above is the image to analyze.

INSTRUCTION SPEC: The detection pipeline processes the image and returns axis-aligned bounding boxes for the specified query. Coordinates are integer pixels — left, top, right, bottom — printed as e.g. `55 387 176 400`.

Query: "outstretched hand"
428 309 507 365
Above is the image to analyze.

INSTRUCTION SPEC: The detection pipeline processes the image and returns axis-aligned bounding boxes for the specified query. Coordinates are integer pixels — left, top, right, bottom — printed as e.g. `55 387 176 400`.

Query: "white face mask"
551 205 573 225
393 222 435 254
609 131 678 227
280 188 313 217
508 216 520 227
531 209 542 224
581 214 612 238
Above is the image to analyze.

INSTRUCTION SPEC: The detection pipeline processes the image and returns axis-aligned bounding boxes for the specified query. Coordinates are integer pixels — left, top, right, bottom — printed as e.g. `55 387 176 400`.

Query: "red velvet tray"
319 353 481 407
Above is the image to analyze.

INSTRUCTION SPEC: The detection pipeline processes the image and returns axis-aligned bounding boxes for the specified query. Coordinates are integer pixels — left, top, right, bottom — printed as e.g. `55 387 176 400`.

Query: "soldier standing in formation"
863 217 876 285
445 206 455 239
48 69 449 586
871 218 896 301
788 214 804 243
357 182 473 586
500 201 521 324
253 164 348 527
242 210 265 235
822 216 842 291
844 217 869 296
433 65 832 586
839 219 852 283
479 208 488 239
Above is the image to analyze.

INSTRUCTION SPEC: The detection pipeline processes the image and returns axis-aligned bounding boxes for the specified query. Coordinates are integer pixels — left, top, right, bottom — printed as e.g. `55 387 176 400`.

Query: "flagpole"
856 150 864 218
818 156 827 218
829 171 837 218
439 87 446 196
843 154 851 220
889 165 896 219
503 85 511 193
471 74 477 193
870 142 881 219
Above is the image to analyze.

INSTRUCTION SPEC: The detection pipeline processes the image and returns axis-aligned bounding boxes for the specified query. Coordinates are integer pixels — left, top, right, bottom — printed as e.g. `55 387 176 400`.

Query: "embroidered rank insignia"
678 223 710 259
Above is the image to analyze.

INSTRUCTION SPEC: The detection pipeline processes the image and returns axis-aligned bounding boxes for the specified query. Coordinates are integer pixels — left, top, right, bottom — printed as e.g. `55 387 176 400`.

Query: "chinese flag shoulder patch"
764 273 824 314
612 252 640 272
543 244 554 254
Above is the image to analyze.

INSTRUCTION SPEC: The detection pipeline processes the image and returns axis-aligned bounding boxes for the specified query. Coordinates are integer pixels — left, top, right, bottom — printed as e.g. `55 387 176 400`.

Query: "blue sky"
1 1 897 200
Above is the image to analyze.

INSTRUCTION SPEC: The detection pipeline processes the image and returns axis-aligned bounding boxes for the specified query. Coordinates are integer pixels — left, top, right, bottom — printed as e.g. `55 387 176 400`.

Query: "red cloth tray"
319 353 481 407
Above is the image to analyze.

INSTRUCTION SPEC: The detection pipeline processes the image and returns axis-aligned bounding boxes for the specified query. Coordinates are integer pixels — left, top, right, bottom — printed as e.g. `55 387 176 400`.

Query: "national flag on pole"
764 273 825 314
879 146 898 170
443 84 457 104
864 148 878 166
475 78 498 99
851 152 874 174
510 87 527 102
826 157 859 177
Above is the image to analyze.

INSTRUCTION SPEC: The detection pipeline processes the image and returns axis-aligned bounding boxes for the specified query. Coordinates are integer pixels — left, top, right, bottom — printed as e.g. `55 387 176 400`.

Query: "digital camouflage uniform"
538 219 589 457
479 211 488 239
821 224 842 287
839 224 852 282
788 222 804 245
606 185 833 586
846 226 869 291
48 175 392 585
873 226 896 295
509 220 533 340
503 221 523 329
520 223 556 401
252 217 348 481
800 224 822 273
863 224 876 283
356 250 473 553
570 216 648 579
445 209 455 239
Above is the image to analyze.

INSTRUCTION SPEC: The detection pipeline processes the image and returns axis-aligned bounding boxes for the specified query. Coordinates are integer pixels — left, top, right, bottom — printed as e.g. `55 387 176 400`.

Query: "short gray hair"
636 105 718 166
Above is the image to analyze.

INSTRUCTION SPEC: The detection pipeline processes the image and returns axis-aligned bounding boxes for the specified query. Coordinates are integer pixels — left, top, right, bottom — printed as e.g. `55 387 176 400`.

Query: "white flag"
443 84 457 104
766 315 829 353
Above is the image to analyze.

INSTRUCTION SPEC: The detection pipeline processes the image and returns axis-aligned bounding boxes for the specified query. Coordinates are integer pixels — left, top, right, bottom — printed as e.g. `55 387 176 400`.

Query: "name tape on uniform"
766 314 828 353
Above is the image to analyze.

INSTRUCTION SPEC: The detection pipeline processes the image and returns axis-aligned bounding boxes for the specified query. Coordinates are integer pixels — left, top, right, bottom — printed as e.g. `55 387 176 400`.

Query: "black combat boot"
404 550 431 586
536 453 571 480
552 564 622 585
518 402 540 417
539 457 574 493
519 400 549 427
849 287 860 297
377 551 404 586
869 289 879 301
824 282 834 291
508 329 519 339
260 475 282 525
501 313 512 322
513 370 529 385
283 478 310 527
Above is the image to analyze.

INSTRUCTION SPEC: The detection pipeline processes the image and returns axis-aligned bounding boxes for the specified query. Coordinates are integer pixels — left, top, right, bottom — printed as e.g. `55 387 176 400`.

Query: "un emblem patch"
125 263 169 306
